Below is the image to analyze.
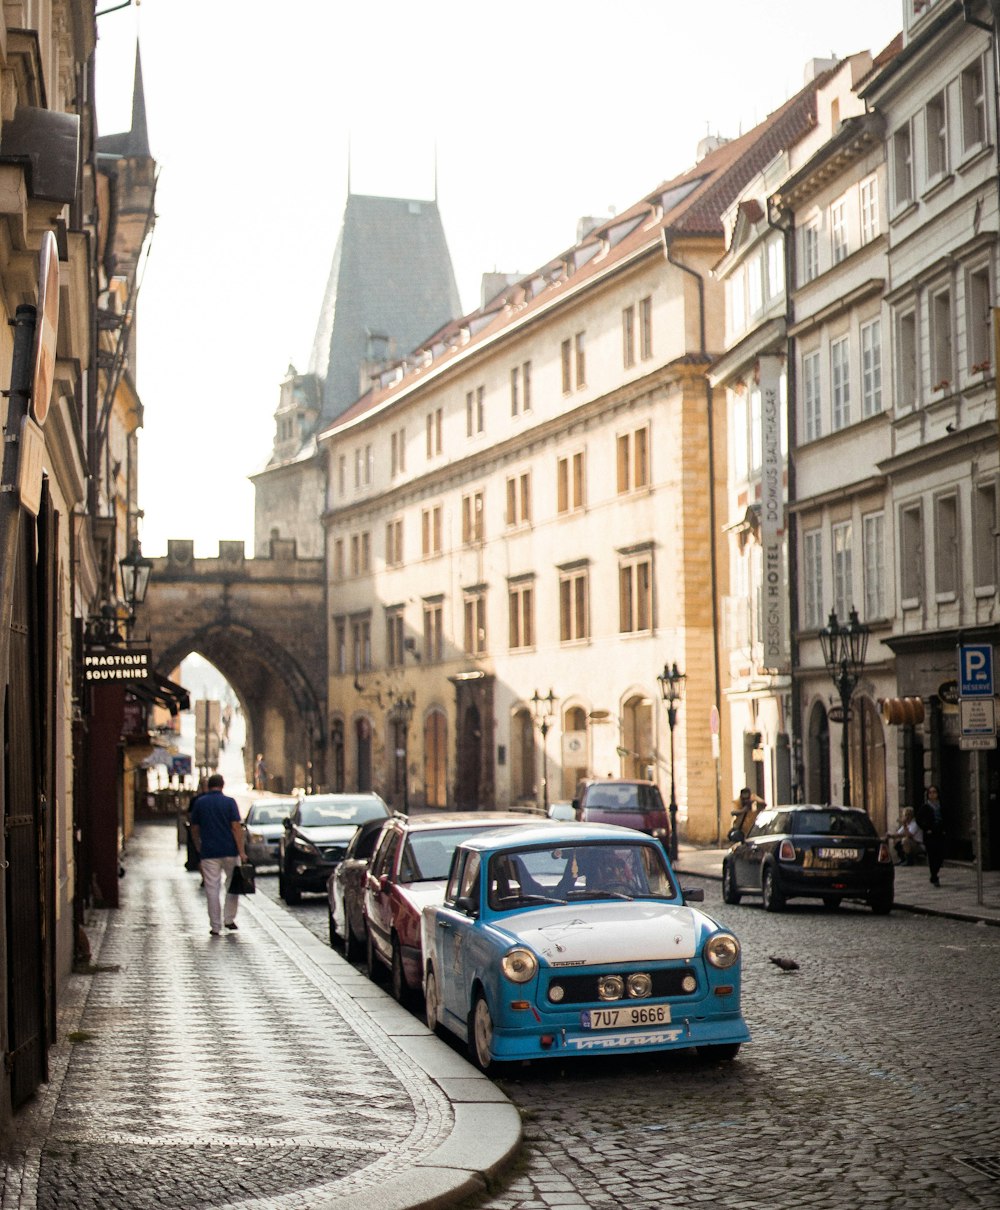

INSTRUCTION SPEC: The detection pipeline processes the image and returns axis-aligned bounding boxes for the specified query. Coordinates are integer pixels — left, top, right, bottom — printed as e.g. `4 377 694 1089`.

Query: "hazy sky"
94 0 904 558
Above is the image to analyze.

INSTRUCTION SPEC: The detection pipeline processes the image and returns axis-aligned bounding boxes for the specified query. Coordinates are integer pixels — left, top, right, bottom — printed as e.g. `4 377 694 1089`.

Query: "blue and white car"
422 822 749 1071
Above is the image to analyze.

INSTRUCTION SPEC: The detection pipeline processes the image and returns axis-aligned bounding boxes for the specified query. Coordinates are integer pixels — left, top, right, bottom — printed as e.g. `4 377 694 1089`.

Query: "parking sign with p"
960 644 994 698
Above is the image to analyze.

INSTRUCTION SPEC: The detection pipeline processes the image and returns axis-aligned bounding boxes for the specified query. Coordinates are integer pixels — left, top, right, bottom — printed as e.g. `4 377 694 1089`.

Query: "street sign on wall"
959 644 994 696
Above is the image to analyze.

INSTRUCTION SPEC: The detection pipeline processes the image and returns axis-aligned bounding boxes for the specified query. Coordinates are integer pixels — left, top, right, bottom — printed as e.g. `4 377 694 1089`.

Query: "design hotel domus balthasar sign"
83 646 151 682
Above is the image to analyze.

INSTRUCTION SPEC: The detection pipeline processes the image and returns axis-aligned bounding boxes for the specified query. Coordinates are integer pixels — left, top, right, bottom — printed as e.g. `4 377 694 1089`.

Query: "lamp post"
389 690 415 812
818 607 870 807
530 689 557 814
119 540 153 635
657 662 685 860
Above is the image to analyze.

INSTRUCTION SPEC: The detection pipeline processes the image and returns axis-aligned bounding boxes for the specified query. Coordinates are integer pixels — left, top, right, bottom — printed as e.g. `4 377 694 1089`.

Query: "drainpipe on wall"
662 232 724 839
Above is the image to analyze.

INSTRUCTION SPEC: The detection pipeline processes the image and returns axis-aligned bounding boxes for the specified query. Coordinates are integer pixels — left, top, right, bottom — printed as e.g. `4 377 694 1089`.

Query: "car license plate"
581 1004 671 1030
817 847 860 860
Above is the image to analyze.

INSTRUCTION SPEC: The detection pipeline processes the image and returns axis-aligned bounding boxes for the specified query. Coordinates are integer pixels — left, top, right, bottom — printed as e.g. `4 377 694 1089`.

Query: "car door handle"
437 920 450 930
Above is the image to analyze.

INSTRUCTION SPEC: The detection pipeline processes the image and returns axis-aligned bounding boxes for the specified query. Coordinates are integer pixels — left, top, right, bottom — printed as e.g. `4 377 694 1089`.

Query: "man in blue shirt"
189 774 247 936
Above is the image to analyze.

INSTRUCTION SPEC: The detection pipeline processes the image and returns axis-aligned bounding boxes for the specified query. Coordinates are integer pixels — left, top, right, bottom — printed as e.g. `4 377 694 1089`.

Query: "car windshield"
247 803 289 825
582 784 663 811
486 841 676 909
402 828 496 881
792 810 878 838
298 798 386 827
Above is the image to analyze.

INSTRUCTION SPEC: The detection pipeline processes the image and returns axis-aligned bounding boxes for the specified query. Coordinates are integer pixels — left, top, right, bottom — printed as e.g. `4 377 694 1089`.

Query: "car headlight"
705 933 741 969
651 827 669 839
597 975 625 1001
292 837 320 856
501 947 538 983
247 830 265 843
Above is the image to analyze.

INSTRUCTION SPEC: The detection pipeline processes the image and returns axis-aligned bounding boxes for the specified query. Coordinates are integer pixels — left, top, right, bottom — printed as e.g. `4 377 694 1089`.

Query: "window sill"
921 172 954 202
974 584 996 599
957 143 994 176
901 597 921 611
935 592 958 605
890 200 918 225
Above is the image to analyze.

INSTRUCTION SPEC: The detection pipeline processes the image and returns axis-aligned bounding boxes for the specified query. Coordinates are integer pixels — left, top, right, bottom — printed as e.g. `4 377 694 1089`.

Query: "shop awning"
126 672 190 716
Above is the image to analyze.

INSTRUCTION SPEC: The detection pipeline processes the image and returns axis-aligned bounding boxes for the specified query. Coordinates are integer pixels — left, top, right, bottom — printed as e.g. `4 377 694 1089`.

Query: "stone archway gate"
136 539 326 792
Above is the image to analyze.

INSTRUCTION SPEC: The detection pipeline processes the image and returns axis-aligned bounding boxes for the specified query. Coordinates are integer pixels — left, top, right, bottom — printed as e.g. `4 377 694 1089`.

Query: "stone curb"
243 891 523 1210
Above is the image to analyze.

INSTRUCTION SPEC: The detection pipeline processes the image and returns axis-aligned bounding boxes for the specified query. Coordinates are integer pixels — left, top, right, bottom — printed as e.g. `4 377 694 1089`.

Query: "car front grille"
546 968 698 1005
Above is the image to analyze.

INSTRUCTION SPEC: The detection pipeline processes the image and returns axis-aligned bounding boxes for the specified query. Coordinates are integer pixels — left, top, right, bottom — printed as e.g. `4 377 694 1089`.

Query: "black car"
278 792 390 904
722 805 894 914
327 815 388 959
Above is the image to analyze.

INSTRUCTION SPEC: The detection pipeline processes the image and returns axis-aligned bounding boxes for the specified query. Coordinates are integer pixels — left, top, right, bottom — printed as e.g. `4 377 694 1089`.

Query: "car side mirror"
454 895 479 917
571 799 579 811
727 827 744 843
283 818 292 829
682 887 705 903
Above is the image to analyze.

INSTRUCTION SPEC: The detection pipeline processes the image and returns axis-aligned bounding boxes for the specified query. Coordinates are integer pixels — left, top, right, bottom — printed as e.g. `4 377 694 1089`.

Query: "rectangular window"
639 296 653 359
350 534 359 576
831 337 851 430
900 503 924 606
505 472 531 526
333 538 345 580
748 255 763 313
423 600 443 662
861 319 883 417
385 518 403 567
893 123 913 207
421 505 442 556
559 568 589 642
962 57 987 152
337 455 346 497
361 532 370 573
426 408 442 458
521 360 532 411
334 618 346 675
510 366 520 416
385 609 404 668
968 265 992 371
934 493 959 598
897 310 917 408
575 331 586 387
351 615 372 673
561 338 572 393
803 529 823 629
863 511 886 620
931 290 953 389
463 591 487 655
617 427 649 493
802 223 819 283
465 387 484 436
508 581 534 650
767 239 783 298
803 350 822 442
465 390 474 437
354 446 364 488
730 272 746 333
622 305 636 367
831 199 848 264
832 520 853 619
860 174 879 244
619 554 652 633
461 490 484 544
390 429 406 477
926 90 948 180
973 480 998 590
556 450 586 513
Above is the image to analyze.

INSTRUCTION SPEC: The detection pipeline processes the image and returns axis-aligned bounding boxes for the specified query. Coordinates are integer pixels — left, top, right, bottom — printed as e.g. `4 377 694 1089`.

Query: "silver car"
243 797 296 867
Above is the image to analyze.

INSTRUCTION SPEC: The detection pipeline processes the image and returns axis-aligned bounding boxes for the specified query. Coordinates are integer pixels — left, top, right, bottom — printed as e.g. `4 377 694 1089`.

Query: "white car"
242 796 296 866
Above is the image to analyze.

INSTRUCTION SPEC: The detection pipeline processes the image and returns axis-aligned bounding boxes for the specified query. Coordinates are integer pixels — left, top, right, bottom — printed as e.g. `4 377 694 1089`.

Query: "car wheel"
283 876 301 906
822 896 842 911
697 1042 741 1062
722 859 742 905
425 967 445 1037
365 930 385 983
868 890 893 915
390 937 412 1006
761 865 785 912
469 991 497 1074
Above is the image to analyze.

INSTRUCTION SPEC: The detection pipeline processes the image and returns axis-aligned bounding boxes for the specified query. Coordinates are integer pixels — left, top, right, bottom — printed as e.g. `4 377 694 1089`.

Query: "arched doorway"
849 696 886 831
355 716 372 792
621 695 653 780
562 706 588 798
424 710 448 807
807 701 830 804
456 703 482 808
512 707 534 801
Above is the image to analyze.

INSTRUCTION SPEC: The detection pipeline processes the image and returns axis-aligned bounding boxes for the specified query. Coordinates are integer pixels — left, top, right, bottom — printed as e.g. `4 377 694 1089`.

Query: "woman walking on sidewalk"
916 785 947 887
189 773 248 934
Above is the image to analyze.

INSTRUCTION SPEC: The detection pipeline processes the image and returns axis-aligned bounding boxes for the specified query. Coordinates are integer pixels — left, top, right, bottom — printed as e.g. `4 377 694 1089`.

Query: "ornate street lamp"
119 540 153 634
818 607 870 807
388 689 415 812
530 689 557 814
657 662 685 860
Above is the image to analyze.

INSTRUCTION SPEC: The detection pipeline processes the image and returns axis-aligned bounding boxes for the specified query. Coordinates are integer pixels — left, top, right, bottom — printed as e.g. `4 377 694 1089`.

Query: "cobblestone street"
275 873 1000 1210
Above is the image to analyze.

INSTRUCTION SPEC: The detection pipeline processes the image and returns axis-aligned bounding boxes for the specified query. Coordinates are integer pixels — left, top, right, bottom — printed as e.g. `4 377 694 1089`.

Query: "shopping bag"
227 862 256 895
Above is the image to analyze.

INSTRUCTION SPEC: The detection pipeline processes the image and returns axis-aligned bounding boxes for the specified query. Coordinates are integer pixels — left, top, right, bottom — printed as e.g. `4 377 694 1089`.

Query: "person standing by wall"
916 784 946 887
189 774 247 935
254 753 268 791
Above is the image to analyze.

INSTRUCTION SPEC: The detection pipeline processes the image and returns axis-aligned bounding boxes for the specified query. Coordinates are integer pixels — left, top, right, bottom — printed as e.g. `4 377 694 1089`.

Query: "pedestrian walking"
915 784 947 886
254 753 268 791
189 773 248 935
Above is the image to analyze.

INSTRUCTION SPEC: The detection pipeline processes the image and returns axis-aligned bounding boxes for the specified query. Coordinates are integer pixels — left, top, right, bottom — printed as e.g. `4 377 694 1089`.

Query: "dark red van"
572 779 671 847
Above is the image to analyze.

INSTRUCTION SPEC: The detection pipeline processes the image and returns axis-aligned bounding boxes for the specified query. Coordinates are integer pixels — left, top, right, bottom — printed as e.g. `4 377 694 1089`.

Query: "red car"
572 778 671 847
363 812 551 1003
